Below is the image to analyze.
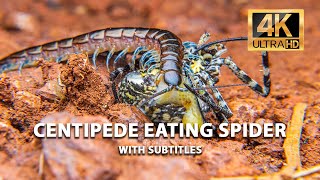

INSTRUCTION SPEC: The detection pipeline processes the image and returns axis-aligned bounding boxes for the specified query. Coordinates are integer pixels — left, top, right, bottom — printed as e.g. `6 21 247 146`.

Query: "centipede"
0 27 271 129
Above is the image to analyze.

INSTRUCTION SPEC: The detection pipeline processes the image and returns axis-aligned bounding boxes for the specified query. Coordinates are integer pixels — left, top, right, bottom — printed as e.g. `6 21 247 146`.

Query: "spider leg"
184 72 218 130
184 70 230 123
210 88 231 123
184 83 232 120
138 85 174 108
223 51 270 97
201 72 233 122
109 65 130 103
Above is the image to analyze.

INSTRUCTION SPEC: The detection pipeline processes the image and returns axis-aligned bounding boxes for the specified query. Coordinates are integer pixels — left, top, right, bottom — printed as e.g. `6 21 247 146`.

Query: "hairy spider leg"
110 65 131 103
223 51 270 97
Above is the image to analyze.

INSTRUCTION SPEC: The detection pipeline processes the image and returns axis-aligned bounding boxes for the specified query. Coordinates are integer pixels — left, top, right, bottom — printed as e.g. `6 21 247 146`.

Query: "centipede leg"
147 63 161 74
139 50 157 69
56 56 61 63
143 56 160 70
182 42 198 53
18 61 25 75
106 47 115 72
92 48 101 68
56 54 70 63
131 46 147 70
113 47 128 70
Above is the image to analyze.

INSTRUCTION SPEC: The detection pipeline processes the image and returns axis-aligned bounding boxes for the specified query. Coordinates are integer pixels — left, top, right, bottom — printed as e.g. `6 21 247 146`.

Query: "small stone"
36 80 66 101
199 141 259 176
107 4 131 19
255 144 284 158
0 122 21 156
41 112 121 179
2 12 38 34
74 5 88 15
13 91 41 110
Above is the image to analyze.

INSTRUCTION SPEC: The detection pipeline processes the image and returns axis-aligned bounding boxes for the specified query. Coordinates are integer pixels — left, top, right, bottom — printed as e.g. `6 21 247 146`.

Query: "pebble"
13 91 41 110
36 80 66 101
2 12 38 34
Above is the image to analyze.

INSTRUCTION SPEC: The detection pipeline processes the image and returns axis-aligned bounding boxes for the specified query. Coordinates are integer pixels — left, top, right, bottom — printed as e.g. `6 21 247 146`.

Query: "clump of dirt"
60 54 113 115
0 77 13 104
0 76 42 134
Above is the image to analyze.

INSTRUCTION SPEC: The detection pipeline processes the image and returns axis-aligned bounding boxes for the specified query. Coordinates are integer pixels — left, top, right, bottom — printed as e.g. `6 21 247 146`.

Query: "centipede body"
0 27 183 86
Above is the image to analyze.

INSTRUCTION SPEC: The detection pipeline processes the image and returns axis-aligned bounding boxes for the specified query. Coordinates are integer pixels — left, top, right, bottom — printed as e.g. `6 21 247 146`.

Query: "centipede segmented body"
0 27 271 129
0 28 183 85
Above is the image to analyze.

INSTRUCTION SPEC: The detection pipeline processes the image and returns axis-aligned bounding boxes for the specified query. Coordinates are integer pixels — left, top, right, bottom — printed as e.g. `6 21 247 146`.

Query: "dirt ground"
0 0 319 179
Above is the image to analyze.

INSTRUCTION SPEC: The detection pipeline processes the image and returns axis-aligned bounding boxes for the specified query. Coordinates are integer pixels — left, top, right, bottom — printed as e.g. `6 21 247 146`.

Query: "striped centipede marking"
0 27 184 86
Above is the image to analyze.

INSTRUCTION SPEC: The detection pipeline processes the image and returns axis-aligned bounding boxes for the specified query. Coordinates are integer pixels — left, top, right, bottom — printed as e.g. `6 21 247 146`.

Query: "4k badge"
248 9 304 51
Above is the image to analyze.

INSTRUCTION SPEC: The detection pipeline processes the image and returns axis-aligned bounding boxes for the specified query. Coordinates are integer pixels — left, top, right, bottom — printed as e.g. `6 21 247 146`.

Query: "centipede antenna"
138 85 174 108
194 37 248 53
192 83 249 90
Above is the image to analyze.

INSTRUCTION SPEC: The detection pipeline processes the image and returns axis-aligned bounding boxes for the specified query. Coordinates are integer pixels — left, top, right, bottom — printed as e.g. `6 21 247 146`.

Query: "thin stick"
193 83 249 90
194 37 248 53
282 103 307 175
38 151 44 176
293 165 320 178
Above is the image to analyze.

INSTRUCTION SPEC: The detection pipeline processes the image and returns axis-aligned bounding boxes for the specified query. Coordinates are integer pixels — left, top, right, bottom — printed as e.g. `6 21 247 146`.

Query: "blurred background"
0 0 317 51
